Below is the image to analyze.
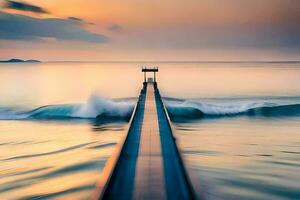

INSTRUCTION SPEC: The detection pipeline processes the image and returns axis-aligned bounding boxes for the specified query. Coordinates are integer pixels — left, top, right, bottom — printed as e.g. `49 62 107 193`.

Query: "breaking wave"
2 95 300 122
164 97 300 121
0 95 135 121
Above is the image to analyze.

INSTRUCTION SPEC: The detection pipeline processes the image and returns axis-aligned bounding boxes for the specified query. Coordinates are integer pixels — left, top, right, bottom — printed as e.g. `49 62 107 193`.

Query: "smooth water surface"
174 117 300 200
0 120 125 199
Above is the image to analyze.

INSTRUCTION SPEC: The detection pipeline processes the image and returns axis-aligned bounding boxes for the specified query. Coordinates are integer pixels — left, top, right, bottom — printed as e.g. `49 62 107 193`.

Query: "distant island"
0 58 41 63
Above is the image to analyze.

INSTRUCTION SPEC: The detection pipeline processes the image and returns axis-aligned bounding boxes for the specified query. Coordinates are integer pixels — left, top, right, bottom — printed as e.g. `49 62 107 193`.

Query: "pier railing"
94 82 198 200
154 87 197 199
93 84 146 199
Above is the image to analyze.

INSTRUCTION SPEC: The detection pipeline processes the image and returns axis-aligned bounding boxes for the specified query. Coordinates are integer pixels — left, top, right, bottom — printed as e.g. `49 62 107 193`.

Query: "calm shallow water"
174 117 300 200
0 62 300 199
0 120 126 199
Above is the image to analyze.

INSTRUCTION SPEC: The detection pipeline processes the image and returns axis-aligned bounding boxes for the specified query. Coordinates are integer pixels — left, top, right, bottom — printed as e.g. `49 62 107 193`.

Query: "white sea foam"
164 97 300 119
72 94 134 118
0 95 134 120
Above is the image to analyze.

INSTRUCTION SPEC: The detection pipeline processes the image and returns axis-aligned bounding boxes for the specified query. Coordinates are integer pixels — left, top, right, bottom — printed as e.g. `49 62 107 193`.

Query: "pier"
95 67 195 200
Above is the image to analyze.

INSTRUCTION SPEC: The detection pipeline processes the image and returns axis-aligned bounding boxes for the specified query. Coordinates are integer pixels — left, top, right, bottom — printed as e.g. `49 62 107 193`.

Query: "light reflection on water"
1 62 300 108
0 121 125 199
0 62 300 199
175 117 300 200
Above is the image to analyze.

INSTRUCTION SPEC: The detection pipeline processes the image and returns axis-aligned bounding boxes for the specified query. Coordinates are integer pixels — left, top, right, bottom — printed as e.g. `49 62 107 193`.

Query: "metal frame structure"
142 66 159 82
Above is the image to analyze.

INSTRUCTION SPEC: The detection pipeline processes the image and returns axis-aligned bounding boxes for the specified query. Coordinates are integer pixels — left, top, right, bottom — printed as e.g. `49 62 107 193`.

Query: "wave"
164 98 300 121
0 95 134 121
2 95 300 122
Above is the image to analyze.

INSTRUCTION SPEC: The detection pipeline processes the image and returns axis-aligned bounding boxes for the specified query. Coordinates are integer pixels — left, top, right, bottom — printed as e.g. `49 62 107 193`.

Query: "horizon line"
33 60 300 63
1 59 300 63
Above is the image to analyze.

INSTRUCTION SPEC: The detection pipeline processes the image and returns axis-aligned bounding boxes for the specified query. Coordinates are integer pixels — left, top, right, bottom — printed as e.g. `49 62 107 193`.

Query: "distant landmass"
0 58 41 63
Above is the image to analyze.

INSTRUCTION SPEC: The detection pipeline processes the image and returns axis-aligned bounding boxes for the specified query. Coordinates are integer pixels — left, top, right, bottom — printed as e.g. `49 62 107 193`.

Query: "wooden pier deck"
95 82 195 200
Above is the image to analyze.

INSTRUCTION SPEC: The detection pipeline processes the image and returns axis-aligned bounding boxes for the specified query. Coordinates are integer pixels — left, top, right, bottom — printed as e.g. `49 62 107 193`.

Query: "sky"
0 0 299 61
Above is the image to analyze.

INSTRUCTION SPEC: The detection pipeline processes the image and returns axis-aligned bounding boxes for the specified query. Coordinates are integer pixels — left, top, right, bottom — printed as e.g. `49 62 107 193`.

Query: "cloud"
108 24 123 32
68 17 83 22
67 16 94 25
0 12 108 43
125 22 300 50
3 0 48 14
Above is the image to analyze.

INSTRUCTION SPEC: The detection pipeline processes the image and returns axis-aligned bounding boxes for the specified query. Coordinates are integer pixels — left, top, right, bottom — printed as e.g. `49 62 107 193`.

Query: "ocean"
0 62 299 199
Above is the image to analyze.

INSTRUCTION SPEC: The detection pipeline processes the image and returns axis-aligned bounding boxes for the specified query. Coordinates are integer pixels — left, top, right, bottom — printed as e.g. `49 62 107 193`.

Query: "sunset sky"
0 0 299 61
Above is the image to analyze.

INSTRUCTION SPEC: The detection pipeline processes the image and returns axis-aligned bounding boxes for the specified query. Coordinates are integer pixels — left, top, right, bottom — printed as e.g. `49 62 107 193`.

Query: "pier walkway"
95 81 195 200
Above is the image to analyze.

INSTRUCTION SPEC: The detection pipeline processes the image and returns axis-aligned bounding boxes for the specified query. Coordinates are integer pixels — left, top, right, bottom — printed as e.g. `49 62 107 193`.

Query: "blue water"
165 96 300 119
3 96 300 121
0 95 135 120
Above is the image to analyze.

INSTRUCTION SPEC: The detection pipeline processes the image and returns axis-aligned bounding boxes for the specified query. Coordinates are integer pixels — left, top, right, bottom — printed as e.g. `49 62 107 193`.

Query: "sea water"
0 62 300 199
